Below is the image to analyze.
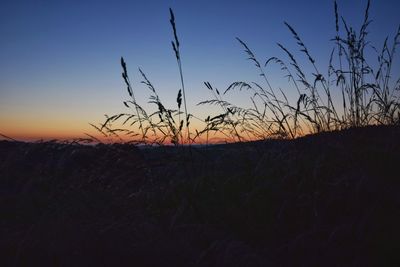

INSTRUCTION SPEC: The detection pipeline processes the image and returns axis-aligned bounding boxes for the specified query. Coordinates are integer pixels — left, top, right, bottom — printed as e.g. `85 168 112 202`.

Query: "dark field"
1 125 400 266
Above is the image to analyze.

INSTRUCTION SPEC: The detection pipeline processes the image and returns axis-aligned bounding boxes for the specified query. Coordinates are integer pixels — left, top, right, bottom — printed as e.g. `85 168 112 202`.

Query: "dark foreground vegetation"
1 125 399 266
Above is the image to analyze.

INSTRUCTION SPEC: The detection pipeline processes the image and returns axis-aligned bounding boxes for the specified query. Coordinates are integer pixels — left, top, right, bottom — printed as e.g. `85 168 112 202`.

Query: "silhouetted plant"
199 0 399 141
92 8 191 145
94 1 399 144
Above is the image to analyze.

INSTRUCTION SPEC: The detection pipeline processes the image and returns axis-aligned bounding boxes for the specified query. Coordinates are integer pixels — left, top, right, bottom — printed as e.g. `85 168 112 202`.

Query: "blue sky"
1 0 399 140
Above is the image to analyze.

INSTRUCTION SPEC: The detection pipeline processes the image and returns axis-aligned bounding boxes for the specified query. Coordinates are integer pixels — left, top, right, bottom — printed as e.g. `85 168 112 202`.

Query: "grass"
1 125 399 265
91 8 191 145
1 1 400 266
91 0 399 145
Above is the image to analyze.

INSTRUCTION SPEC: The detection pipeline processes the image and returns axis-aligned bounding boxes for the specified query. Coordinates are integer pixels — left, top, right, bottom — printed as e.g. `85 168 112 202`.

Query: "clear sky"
1 0 399 141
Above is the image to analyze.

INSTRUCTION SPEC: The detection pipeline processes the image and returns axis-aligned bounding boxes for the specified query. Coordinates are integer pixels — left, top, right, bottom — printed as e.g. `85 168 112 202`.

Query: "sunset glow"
1 0 399 143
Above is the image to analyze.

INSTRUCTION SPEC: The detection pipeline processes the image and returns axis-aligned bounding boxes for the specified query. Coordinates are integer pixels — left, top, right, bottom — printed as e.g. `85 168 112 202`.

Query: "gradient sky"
1 0 399 141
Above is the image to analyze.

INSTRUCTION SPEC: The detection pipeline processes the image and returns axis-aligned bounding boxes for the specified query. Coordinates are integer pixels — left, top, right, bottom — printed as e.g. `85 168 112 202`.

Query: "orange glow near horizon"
0 118 235 144
1 121 255 144
1 111 314 144
1 124 311 144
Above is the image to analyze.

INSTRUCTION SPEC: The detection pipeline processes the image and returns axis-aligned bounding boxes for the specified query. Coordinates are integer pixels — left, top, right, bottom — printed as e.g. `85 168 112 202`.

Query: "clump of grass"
94 0 399 144
199 0 399 141
92 8 193 145
332 1 400 126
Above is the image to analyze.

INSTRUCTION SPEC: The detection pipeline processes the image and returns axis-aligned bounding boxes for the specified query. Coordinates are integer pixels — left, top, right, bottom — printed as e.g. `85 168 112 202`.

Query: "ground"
1 125 399 266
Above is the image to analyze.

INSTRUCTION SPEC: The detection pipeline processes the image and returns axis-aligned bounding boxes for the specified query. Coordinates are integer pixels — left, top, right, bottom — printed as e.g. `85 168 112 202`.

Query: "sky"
1 0 399 142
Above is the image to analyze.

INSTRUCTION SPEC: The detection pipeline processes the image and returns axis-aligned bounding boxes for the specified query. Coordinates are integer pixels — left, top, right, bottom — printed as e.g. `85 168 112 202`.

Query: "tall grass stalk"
170 8 190 144
121 57 146 141
94 1 399 144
